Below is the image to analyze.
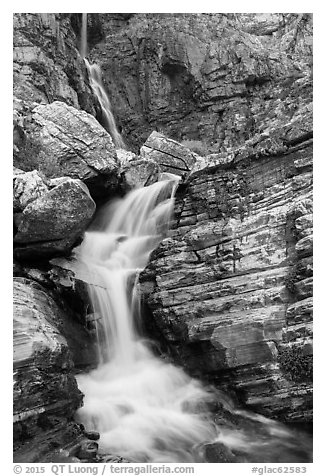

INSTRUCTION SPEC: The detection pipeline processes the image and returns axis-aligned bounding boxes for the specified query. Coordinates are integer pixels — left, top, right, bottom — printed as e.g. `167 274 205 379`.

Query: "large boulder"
14 176 96 259
13 277 83 462
14 100 120 198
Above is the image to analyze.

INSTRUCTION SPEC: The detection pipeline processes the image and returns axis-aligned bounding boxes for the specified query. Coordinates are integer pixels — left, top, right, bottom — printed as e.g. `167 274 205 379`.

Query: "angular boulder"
140 131 197 177
13 13 96 114
14 177 96 258
117 149 161 189
14 101 120 198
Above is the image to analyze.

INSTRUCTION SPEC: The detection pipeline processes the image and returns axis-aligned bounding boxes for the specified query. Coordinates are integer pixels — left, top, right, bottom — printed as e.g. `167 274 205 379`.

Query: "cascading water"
75 14 312 464
74 178 216 462
74 177 312 463
80 13 88 59
80 13 125 149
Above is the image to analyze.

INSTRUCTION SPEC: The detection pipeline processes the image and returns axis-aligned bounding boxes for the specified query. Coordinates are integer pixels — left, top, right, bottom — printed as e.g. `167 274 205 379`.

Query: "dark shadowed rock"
89 13 312 151
118 149 161 189
84 431 100 441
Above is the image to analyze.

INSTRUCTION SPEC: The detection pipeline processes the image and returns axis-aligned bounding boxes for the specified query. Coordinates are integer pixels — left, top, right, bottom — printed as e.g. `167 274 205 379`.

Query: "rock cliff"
13 278 83 461
89 13 312 150
140 108 313 422
13 13 96 113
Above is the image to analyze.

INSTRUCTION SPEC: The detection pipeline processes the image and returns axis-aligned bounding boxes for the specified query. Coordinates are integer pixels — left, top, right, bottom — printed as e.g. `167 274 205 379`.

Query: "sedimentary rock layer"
141 129 313 422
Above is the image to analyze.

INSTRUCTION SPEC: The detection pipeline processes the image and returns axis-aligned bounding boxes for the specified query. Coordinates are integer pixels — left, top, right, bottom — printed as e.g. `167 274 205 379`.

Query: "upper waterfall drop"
80 13 125 149
80 13 88 59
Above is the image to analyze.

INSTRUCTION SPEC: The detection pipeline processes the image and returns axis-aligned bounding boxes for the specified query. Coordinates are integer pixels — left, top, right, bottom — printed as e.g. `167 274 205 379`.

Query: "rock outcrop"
13 13 96 114
12 12 313 461
13 278 83 462
14 100 120 198
140 110 313 422
14 174 96 259
89 13 312 150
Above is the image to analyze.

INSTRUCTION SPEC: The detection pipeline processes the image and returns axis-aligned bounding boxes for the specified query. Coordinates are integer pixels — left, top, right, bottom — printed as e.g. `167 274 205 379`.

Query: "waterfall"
74 178 312 463
80 13 88 59
80 13 125 149
74 178 216 462
75 15 311 465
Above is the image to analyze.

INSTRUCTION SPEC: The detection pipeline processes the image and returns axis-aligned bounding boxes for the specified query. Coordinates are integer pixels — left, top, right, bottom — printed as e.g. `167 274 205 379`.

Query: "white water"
75 16 312 463
75 178 218 462
80 13 125 149
80 13 88 59
74 178 312 463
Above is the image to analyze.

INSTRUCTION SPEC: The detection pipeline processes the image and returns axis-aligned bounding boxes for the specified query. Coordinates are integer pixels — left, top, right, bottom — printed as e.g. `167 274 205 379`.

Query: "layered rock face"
141 112 313 422
13 278 83 462
89 13 312 150
14 99 120 198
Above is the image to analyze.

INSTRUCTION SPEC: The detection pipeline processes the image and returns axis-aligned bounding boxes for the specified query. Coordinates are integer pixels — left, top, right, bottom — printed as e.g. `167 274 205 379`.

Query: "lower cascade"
74 178 312 463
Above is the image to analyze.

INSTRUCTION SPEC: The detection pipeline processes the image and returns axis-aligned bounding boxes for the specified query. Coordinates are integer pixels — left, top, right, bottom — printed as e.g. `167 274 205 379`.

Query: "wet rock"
140 131 197 177
101 455 131 463
89 13 312 150
295 235 313 258
49 450 81 463
77 440 99 460
295 214 313 239
14 101 119 198
13 168 49 212
14 178 96 258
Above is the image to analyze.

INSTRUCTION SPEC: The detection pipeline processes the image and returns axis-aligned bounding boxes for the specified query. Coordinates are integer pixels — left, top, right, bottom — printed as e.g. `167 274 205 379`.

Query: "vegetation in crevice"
278 345 312 383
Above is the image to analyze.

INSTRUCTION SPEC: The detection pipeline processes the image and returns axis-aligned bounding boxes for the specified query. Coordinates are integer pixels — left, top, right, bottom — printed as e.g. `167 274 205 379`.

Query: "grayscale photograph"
13 12 313 466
